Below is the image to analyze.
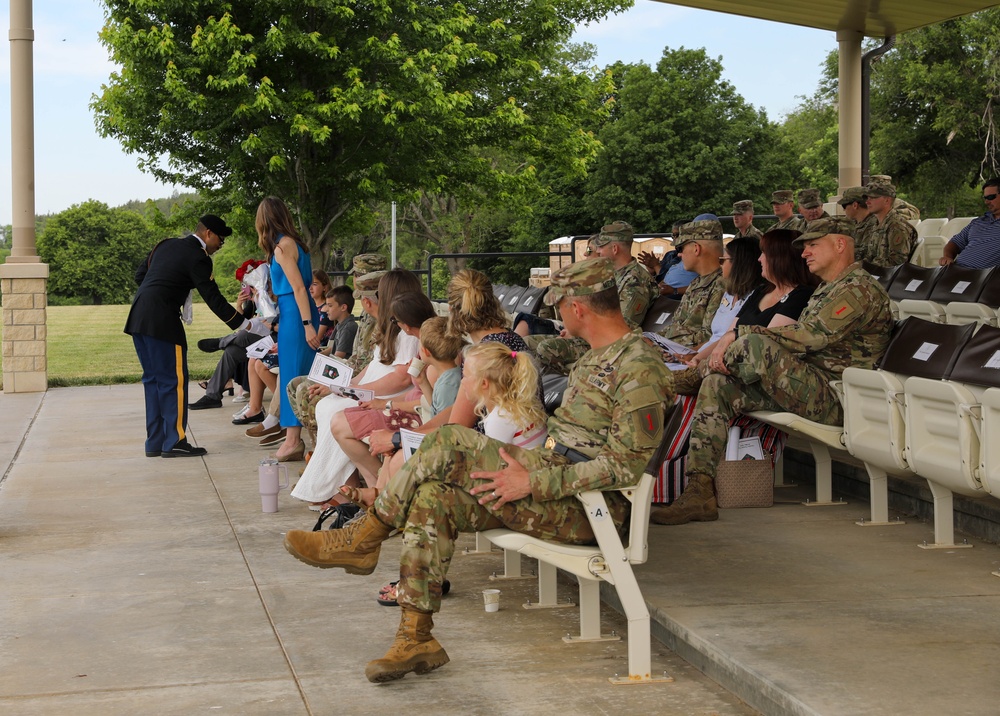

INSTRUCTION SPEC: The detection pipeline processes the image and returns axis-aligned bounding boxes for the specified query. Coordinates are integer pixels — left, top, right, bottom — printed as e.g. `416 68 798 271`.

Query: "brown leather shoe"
650 474 719 525
245 422 283 439
365 607 450 682
283 507 392 573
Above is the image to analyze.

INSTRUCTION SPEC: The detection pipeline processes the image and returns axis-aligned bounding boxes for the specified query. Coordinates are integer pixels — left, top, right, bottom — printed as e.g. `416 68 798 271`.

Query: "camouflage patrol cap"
839 187 868 205
673 219 724 250
870 174 893 183
591 220 634 247
542 258 616 306
353 270 386 299
732 200 754 215
866 178 896 198
771 190 794 204
797 188 822 209
348 253 387 276
792 216 856 246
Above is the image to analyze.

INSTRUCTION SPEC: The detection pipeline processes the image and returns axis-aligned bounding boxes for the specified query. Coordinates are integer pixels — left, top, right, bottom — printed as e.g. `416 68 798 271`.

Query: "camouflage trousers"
373 425 626 613
529 334 589 376
686 333 842 481
286 375 323 443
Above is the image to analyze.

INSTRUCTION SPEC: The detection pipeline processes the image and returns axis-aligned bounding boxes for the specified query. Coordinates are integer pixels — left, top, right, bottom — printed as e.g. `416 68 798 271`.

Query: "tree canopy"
37 201 151 305
93 0 628 266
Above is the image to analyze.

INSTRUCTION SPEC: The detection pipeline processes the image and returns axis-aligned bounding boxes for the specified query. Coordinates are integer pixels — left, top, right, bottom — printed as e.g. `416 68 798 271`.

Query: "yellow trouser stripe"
174 344 185 441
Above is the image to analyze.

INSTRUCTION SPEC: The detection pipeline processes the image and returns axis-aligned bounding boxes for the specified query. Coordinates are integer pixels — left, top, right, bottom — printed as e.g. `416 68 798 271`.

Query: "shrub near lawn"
0 305 241 388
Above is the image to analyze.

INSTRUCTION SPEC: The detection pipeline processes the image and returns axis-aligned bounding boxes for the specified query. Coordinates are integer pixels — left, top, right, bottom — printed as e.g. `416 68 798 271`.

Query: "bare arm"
274 239 319 349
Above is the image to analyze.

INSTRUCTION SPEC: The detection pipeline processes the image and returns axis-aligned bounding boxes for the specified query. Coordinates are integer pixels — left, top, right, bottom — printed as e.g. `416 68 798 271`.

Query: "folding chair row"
494 284 549 317
862 262 1000 326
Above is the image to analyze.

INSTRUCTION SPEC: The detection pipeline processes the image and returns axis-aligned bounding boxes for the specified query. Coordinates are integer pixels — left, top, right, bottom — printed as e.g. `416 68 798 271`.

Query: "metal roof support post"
837 29 863 195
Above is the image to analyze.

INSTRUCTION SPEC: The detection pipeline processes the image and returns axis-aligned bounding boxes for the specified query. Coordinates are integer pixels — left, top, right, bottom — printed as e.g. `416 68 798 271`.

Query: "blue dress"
270 240 321 428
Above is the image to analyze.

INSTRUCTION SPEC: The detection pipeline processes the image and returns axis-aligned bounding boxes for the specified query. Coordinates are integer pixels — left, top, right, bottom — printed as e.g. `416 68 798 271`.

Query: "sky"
0 0 838 226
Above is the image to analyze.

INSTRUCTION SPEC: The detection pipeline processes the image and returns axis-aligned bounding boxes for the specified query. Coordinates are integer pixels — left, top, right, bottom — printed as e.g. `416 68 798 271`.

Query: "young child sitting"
332 316 466 502
323 285 359 359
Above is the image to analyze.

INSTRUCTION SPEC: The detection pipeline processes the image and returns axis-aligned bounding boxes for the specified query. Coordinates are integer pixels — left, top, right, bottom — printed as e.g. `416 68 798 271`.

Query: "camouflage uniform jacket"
531 330 674 501
346 313 376 372
617 259 658 328
732 261 892 378
851 213 879 264
766 216 807 233
867 210 917 266
735 225 763 240
893 198 920 222
657 269 724 346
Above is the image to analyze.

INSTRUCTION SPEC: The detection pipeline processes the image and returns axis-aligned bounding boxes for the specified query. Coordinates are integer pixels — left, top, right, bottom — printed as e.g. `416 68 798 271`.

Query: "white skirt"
289 394 357 503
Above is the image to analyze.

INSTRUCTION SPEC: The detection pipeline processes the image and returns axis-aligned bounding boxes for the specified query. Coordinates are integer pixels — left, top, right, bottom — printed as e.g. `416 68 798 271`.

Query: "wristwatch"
301 319 310 326
385 399 393 411
391 432 402 450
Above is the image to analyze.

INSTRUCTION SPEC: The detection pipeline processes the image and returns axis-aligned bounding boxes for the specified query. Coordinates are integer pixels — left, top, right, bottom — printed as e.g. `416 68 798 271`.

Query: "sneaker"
232 393 248 404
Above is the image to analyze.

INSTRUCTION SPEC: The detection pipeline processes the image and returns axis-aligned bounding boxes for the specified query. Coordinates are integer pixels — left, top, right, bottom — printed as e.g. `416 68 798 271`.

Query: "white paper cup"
482 588 500 612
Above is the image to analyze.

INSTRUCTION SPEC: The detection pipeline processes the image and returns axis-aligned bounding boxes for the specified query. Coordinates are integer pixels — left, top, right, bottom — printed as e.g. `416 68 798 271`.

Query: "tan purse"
715 454 773 508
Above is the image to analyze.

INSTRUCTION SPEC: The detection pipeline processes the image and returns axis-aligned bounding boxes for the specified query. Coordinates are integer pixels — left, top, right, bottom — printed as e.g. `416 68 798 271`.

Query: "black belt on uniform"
544 436 593 464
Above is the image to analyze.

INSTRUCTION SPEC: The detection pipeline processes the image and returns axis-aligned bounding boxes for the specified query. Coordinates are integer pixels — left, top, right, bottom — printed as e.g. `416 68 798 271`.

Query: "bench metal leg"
490 549 536 581
801 442 847 507
773 450 796 488
522 560 574 609
856 464 905 527
918 481 973 550
463 532 495 555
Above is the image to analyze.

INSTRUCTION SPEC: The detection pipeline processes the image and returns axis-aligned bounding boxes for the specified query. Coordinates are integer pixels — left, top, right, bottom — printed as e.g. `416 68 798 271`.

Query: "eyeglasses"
584 247 593 256
984 193 998 201
390 317 398 325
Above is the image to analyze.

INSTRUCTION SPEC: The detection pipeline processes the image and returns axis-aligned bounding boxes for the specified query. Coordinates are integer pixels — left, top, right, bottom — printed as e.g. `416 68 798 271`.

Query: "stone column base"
1 262 50 393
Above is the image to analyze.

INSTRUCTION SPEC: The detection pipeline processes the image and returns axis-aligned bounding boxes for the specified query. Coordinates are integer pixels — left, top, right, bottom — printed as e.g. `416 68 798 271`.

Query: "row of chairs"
752 317 1000 551
866 261 1000 327
493 284 549 317
909 216 974 267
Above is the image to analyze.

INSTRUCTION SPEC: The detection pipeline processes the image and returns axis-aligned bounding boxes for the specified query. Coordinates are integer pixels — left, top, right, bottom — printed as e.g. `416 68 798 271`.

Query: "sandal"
339 485 380 509
197 380 233 395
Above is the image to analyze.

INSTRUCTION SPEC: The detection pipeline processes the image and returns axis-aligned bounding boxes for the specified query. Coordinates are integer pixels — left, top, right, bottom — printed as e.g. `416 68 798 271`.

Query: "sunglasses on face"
985 193 999 201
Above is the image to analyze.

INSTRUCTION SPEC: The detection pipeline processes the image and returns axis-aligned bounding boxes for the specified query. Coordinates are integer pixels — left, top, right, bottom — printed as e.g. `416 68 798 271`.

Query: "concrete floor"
0 385 755 716
5 383 1000 715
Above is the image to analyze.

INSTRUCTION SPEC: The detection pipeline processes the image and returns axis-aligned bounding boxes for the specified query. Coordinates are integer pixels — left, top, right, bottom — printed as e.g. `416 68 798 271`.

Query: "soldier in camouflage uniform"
283 257 674 682
797 188 829 222
767 189 806 233
870 175 920 222
651 217 892 525
860 178 917 266
287 267 385 443
656 219 726 347
535 221 657 374
732 200 763 239
840 187 878 263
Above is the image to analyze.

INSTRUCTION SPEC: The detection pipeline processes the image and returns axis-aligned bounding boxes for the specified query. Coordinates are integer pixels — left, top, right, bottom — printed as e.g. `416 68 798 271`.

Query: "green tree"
867 8 1000 217
779 51 840 201
93 0 629 267
37 201 151 305
583 48 796 231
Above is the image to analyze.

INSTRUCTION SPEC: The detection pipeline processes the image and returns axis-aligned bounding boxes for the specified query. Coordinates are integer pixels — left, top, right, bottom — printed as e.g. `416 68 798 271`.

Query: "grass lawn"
0 305 243 388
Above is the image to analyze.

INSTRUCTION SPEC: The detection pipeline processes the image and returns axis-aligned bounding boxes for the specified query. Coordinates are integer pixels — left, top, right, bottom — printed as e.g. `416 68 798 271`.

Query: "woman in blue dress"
255 197 321 461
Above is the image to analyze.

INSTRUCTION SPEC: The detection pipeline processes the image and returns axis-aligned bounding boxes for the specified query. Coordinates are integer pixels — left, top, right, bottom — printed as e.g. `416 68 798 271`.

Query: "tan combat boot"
283 507 392 573
649 473 719 525
365 607 450 683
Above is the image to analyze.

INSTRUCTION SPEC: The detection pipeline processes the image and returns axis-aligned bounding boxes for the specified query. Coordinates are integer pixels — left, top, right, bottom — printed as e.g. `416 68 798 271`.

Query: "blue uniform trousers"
132 334 188 453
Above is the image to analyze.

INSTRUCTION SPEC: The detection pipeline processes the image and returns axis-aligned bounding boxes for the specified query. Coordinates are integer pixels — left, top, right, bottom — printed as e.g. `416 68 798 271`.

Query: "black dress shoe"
145 450 161 458
189 395 223 410
232 410 266 425
161 440 208 458
197 337 221 353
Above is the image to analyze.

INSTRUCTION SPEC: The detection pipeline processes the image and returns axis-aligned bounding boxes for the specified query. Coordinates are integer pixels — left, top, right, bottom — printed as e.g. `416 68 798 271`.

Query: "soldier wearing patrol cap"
282 257 674 683
767 190 806 233
839 187 878 262
348 253 387 276
652 216 892 525
732 200 763 239
532 220 657 375
797 188 829 222
656 219 726 347
870 174 920 222
863 177 917 266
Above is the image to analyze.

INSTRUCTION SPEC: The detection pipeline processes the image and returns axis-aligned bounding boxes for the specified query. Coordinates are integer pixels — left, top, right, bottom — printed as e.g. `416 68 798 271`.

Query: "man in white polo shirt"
940 179 1000 268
